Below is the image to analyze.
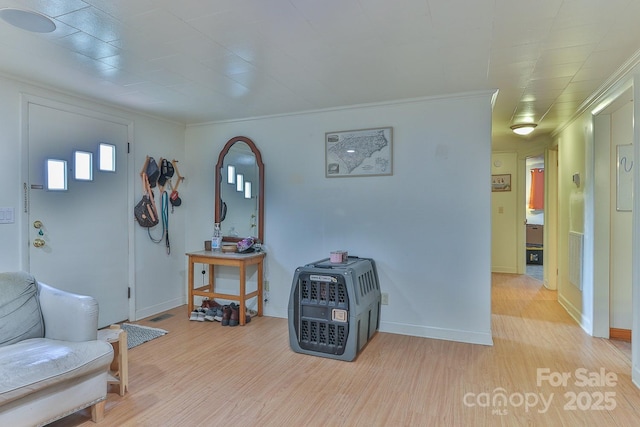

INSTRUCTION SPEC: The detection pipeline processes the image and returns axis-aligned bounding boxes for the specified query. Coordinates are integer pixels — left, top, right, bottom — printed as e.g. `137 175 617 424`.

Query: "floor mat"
120 323 168 349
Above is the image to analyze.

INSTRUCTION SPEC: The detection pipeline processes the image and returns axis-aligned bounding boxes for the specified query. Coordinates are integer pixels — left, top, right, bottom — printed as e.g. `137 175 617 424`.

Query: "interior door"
27 101 129 327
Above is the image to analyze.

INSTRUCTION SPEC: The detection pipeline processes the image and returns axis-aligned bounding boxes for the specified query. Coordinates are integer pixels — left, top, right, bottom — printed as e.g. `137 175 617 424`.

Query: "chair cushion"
0 338 113 405
0 272 44 347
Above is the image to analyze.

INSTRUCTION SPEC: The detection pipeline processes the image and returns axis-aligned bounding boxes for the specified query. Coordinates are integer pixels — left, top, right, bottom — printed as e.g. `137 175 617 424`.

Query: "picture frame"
325 127 392 177
492 174 511 192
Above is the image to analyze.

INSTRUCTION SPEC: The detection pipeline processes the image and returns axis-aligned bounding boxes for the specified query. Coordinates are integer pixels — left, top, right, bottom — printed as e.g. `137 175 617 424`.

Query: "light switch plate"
0 207 15 224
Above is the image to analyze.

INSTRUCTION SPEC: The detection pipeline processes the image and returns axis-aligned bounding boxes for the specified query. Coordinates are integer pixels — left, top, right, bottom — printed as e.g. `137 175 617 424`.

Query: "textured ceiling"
1 0 639 147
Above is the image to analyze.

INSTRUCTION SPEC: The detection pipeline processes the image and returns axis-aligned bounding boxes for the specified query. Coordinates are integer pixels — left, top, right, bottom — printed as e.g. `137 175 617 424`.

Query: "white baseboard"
380 320 493 346
134 297 184 322
161 299 493 346
258 309 493 346
558 292 592 335
633 366 640 390
492 266 518 274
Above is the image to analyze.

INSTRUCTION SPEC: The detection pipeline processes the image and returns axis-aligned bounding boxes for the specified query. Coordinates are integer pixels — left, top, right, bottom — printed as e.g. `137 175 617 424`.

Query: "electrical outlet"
381 293 389 305
264 280 269 291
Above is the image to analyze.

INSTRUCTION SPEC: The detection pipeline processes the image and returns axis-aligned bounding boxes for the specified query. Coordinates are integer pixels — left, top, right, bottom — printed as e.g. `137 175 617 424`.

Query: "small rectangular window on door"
46 159 67 191
99 142 116 172
74 150 93 181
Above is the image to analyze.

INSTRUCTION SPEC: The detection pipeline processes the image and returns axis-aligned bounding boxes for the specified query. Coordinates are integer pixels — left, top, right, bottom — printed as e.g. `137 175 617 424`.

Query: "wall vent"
568 231 583 290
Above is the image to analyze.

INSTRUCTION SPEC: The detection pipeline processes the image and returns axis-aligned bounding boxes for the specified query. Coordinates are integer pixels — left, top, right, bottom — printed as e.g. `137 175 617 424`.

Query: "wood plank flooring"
49 273 640 426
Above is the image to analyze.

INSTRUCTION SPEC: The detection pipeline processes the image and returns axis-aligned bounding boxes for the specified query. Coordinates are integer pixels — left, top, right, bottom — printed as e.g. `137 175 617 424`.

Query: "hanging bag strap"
143 166 165 244
162 191 170 255
140 157 158 217
157 157 168 193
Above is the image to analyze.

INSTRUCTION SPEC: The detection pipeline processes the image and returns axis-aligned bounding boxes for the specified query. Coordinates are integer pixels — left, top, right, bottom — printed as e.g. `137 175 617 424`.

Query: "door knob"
33 220 45 235
33 238 45 248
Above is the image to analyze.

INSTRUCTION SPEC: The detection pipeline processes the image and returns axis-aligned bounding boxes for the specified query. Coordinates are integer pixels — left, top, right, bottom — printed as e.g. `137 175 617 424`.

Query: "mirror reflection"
221 142 257 238
215 136 264 243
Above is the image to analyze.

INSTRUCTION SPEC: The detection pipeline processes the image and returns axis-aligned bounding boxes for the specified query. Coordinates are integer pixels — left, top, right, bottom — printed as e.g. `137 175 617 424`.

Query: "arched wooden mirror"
215 136 264 243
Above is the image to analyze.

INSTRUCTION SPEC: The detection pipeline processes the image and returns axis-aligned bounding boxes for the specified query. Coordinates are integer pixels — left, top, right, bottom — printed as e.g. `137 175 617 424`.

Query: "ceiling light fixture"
510 123 537 136
0 8 56 33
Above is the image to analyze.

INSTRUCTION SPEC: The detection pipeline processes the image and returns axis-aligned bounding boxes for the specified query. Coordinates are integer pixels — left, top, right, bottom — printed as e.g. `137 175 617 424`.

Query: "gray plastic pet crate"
288 256 381 361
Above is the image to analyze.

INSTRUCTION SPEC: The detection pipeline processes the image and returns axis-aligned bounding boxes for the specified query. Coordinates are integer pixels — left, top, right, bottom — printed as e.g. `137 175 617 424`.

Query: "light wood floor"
50 273 640 426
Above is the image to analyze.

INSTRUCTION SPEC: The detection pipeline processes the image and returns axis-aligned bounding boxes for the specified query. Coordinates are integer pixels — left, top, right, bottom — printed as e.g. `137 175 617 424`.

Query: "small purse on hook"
134 173 159 227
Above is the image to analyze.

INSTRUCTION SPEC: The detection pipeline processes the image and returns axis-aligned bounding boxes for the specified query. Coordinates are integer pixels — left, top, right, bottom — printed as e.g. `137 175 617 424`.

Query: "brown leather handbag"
134 172 159 227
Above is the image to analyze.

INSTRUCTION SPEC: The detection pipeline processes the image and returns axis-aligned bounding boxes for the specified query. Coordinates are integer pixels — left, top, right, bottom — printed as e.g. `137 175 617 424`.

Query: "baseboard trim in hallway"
610 327 632 342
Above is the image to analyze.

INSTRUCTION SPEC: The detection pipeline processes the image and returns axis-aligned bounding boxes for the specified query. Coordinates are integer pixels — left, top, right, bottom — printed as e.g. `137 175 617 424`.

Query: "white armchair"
0 272 114 426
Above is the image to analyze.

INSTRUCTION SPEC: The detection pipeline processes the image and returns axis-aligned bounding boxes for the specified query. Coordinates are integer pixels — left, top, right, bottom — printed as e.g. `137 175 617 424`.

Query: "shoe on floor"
201 299 222 310
229 303 239 326
197 311 206 322
221 305 231 326
204 308 216 321
189 310 199 321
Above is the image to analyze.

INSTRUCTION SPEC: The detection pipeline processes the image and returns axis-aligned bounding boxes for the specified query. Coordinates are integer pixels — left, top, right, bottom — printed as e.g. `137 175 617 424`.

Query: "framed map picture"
325 127 393 177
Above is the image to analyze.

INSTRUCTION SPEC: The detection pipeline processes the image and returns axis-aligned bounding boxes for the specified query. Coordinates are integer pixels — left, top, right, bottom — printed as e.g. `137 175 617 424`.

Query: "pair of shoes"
204 308 216 321
205 307 225 322
221 303 240 326
201 299 222 310
190 308 205 321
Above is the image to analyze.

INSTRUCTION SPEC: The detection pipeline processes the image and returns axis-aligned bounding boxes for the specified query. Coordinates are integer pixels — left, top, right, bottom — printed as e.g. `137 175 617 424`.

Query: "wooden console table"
186 250 266 325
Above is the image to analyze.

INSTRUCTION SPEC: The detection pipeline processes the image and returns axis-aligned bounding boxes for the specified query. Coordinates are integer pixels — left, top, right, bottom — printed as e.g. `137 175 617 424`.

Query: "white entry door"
27 101 129 327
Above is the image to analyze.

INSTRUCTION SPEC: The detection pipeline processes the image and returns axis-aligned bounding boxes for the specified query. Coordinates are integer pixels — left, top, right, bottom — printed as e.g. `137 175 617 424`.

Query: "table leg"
239 264 246 325
187 258 194 315
257 260 263 317
209 264 215 293
118 330 128 396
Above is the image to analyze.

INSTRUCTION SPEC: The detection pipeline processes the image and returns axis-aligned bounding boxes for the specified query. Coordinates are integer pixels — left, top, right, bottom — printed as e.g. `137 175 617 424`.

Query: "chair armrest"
38 282 99 341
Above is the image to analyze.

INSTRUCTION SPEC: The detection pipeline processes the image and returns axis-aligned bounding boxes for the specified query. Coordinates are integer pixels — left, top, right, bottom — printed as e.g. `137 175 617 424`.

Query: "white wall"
186 93 495 345
610 102 633 330
556 116 589 329
491 152 518 273
0 74 186 321
0 76 23 272
0 74 494 345
558 82 634 338
131 114 187 320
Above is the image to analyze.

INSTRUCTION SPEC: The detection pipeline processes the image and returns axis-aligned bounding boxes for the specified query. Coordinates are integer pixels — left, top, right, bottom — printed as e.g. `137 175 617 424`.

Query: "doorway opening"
525 155 544 281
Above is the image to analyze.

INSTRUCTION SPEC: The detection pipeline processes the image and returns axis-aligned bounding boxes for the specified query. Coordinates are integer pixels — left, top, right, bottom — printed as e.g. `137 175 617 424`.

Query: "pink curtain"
528 168 544 210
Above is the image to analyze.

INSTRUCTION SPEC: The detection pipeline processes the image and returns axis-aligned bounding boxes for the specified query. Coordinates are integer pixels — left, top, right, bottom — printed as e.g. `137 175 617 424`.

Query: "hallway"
490 272 637 425
526 263 543 281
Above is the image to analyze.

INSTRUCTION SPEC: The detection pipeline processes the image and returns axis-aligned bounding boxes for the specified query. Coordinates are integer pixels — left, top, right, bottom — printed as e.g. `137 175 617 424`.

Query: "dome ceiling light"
510 123 537 136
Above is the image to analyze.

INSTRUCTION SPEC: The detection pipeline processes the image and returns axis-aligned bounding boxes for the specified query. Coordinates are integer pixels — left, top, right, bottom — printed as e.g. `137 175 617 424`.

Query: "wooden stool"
98 325 129 396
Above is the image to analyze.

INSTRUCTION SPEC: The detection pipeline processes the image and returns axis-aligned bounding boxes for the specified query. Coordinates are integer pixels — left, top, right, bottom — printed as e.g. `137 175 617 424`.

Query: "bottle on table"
212 223 222 251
